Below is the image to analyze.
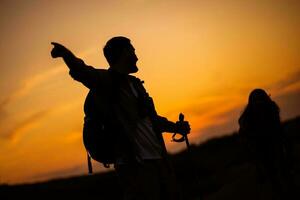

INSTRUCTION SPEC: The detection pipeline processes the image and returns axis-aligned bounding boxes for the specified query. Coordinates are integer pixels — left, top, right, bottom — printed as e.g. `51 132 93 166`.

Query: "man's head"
103 36 138 74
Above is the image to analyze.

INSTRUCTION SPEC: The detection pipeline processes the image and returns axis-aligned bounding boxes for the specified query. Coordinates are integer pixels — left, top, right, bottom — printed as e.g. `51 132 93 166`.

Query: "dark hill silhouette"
1 116 299 199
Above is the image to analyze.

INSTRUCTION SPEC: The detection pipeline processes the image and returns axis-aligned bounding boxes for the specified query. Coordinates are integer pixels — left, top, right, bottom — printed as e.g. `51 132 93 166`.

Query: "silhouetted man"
51 36 190 200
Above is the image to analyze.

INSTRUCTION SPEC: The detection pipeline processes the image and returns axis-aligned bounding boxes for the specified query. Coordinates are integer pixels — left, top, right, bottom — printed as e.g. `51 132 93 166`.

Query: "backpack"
82 81 119 173
82 72 146 173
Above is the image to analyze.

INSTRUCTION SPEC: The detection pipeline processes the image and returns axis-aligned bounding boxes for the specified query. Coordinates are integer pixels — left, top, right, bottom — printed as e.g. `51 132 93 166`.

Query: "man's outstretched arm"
51 42 99 88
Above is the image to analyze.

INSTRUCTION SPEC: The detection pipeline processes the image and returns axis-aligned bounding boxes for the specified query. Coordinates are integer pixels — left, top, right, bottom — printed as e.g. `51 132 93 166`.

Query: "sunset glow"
0 0 299 184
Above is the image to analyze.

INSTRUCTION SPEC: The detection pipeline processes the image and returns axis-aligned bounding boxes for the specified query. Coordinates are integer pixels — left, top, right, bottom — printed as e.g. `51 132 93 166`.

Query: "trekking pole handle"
172 113 186 143
179 113 184 122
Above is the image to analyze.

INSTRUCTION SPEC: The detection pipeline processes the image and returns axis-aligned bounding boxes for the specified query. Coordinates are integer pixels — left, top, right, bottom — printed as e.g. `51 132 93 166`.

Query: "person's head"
248 88 272 106
239 88 280 125
103 36 138 74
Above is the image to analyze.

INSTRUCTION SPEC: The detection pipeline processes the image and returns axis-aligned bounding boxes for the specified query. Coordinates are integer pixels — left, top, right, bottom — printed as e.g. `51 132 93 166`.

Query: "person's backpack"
82 71 145 173
82 80 119 173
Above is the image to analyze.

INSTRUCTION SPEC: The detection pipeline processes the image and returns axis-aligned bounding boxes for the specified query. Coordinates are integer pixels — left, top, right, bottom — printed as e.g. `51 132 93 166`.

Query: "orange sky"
0 0 299 184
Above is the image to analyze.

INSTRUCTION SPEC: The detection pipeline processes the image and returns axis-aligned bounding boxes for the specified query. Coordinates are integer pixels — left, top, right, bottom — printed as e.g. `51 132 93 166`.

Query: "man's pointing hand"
51 42 68 58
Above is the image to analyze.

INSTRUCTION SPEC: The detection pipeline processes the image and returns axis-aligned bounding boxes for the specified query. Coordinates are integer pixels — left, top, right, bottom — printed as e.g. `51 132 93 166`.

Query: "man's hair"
103 36 131 65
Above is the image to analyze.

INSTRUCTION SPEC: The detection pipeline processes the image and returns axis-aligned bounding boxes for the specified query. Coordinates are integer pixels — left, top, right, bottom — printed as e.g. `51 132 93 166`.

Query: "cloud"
0 98 10 123
0 66 65 109
64 130 82 144
0 110 50 143
268 69 300 94
0 66 66 130
175 69 300 144
16 67 66 98
26 164 86 184
0 45 98 123
273 88 300 120
0 97 82 146
24 159 112 184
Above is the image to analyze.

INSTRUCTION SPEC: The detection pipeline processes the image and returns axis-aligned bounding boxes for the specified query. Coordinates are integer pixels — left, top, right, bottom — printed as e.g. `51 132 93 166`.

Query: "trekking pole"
172 113 203 199
172 113 190 151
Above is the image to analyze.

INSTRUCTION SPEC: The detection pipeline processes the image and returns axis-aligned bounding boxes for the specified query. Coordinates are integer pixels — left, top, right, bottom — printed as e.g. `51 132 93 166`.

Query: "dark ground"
1 116 299 199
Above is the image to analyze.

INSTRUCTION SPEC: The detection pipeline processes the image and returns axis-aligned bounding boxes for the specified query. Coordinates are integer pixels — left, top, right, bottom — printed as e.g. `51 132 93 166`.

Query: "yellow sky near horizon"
0 0 300 184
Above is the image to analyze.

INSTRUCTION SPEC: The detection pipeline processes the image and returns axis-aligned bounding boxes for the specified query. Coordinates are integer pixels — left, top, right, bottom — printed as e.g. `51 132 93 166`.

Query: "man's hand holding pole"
172 113 191 150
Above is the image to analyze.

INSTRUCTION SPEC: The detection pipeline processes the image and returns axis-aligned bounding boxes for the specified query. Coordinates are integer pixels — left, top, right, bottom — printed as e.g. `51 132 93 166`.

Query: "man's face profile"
120 44 139 74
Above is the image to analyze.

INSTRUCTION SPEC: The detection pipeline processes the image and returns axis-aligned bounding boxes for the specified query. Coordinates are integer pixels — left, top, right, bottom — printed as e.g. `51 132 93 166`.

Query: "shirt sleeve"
154 115 176 133
68 58 102 89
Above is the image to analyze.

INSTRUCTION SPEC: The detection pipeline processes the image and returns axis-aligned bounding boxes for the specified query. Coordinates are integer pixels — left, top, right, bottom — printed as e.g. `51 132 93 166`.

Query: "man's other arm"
155 115 191 135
